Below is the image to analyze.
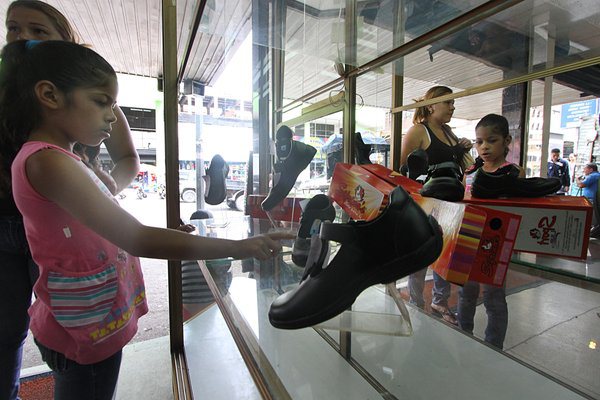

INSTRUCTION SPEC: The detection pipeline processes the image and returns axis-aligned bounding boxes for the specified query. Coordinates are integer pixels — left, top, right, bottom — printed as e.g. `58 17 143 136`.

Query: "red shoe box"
246 194 306 222
329 163 521 286
462 192 592 260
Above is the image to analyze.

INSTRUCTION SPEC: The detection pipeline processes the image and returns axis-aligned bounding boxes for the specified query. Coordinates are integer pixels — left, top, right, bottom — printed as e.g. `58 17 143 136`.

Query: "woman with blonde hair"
400 85 473 324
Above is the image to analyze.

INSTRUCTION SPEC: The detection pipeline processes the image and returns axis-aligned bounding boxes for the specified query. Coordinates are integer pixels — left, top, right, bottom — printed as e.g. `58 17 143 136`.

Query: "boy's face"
584 166 593 175
551 152 560 162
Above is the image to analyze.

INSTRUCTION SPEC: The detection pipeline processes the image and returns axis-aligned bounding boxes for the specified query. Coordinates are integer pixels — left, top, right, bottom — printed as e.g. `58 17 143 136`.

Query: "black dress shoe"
204 154 229 205
471 169 561 198
292 194 336 267
420 161 465 202
261 125 317 211
406 148 429 181
355 132 372 165
268 186 443 329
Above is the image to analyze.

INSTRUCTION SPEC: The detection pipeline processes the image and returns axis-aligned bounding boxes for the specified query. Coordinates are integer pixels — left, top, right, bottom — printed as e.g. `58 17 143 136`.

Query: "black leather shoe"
292 194 336 267
261 126 317 211
420 161 465 202
268 186 443 329
471 169 561 198
355 132 372 165
203 154 229 205
406 148 429 181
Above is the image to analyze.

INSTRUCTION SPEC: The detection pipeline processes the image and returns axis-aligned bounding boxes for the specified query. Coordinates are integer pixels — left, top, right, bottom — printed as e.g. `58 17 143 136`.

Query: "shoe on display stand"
406 148 429 181
203 154 229 205
268 186 443 330
292 194 336 267
420 161 465 202
354 132 373 165
471 169 561 198
261 125 317 211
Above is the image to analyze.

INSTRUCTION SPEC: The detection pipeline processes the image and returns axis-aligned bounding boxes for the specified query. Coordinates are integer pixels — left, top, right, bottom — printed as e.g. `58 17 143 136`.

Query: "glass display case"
182 216 597 399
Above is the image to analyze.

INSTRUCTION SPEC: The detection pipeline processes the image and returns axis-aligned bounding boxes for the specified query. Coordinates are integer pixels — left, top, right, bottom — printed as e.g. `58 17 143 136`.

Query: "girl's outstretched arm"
26 148 293 260
103 106 140 193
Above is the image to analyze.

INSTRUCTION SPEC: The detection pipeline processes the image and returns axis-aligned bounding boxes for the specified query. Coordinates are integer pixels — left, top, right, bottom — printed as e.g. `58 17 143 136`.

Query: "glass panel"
356 71 392 166
282 1 348 102
356 0 489 62
184 218 599 399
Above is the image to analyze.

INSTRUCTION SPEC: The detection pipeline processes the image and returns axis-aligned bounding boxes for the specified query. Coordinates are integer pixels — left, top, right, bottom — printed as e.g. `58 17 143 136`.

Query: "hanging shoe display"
268 186 443 329
203 154 229 205
354 132 373 165
471 168 561 198
292 194 336 267
261 125 317 211
420 161 465 202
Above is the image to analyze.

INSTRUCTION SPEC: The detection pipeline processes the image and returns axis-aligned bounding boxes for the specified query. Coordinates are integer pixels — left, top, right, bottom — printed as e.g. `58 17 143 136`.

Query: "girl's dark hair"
476 113 510 138
7 0 81 43
0 40 116 196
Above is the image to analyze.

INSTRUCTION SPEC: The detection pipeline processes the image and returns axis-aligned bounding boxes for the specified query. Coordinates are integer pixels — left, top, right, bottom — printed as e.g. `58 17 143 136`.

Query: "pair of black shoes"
470 164 561 198
204 154 229 205
261 125 317 211
269 186 443 329
404 149 465 202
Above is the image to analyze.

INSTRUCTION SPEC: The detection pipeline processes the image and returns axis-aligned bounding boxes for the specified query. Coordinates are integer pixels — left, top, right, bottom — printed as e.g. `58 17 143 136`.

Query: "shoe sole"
269 216 443 329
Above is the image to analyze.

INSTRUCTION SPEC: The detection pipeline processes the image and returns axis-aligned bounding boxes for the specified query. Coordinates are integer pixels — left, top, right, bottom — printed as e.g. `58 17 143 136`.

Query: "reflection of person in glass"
459 114 513 350
577 163 600 238
400 86 472 324
547 148 570 194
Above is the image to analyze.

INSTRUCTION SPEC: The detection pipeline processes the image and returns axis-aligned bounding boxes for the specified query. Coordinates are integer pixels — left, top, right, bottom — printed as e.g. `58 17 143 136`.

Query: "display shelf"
184 217 592 400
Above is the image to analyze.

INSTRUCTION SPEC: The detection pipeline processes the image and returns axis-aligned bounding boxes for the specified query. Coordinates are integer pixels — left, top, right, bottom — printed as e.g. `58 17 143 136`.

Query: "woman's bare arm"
103 106 140 193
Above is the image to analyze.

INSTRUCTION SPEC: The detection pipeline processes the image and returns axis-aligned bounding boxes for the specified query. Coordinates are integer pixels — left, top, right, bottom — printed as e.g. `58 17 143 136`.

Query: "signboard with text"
561 100 598 128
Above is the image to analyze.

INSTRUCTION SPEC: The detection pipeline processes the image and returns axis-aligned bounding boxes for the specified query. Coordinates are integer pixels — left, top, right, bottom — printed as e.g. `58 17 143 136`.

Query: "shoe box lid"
329 162 521 286
329 163 395 221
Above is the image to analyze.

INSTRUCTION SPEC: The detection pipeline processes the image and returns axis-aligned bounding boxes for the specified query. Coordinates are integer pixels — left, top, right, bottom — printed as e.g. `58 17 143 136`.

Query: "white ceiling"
0 0 598 122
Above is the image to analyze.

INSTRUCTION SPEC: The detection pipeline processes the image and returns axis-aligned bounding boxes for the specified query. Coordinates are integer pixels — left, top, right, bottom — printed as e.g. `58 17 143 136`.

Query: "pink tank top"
12 141 148 364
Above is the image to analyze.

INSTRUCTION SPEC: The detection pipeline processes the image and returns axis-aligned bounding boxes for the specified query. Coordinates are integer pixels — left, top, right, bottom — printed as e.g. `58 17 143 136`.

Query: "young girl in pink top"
0 40 292 400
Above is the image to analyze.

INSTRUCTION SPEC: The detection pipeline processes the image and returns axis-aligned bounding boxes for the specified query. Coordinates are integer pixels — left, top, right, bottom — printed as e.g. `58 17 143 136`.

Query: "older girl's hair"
0 40 116 195
476 113 510 138
412 86 453 125
7 0 81 43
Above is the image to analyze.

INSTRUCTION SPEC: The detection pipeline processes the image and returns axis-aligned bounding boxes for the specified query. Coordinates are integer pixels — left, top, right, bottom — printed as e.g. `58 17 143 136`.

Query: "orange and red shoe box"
462 192 592 260
329 163 521 286
247 194 305 222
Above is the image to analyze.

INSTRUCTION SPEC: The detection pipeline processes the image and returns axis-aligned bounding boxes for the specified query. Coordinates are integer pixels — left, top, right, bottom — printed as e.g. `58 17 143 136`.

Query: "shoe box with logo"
462 192 592 260
247 194 306 222
329 163 521 286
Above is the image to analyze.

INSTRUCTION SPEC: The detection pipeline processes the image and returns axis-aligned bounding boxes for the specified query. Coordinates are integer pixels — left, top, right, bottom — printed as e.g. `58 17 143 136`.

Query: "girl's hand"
235 231 295 260
458 137 473 150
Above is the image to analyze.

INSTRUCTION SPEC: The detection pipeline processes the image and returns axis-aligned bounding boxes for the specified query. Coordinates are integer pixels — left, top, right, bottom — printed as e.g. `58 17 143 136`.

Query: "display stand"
311 282 412 336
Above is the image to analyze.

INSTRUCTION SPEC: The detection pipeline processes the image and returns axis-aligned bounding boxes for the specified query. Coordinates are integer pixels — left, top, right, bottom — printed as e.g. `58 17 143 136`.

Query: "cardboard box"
247 194 305 222
462 192 592 260
329 163 522 286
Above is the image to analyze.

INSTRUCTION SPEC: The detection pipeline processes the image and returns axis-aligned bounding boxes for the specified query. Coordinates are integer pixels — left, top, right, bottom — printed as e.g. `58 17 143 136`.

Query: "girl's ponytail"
0 40 37 197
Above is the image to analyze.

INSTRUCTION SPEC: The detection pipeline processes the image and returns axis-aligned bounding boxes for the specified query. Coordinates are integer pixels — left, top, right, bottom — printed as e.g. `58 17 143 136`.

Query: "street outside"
21 187 241 369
